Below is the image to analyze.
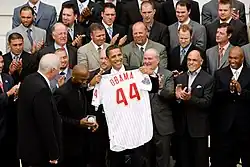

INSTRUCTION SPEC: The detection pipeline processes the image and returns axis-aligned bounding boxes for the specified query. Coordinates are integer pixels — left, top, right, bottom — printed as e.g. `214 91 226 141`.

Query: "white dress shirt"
187 67 201 92
28 0 40 13
77 0 89 14
230 64 243 81
91 40 104 52
111 65 125 74
136 39 148 53
178 17 191 30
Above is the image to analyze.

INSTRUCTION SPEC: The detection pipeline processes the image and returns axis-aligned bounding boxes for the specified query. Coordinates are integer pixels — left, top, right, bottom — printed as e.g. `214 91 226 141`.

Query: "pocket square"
196 85 202 88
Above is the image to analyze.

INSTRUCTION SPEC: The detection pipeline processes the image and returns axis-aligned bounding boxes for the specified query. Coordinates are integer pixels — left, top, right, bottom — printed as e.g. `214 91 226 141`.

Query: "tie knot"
27 29 32 33
61 46 65 50
140 47 144 52
60 71 65 75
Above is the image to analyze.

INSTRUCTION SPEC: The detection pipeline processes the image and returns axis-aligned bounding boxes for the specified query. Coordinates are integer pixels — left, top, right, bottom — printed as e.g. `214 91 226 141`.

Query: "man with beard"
7 6 46 54
54 64 99 167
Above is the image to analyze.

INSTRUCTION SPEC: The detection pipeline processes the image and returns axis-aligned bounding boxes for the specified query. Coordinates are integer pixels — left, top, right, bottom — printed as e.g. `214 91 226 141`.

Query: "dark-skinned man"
54 64 99 167
212 46 250 167
91 44 159 167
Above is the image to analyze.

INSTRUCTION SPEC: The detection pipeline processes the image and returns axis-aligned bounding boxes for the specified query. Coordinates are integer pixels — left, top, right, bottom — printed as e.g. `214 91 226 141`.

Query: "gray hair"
145 48 160 59
38 53 60 74
51 22 67 34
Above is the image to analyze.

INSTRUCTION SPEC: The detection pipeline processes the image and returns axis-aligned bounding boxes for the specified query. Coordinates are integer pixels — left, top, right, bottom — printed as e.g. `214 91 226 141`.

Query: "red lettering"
129 83 140 100
110 79 115 86
94 89 98 98
123 72 129 80
116 88 128 105
119 74 124 82
129 72 134 79
114 76 119 84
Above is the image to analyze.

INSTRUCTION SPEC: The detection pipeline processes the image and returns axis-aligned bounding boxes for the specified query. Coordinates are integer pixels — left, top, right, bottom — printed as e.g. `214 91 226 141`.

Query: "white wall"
0 0 249 53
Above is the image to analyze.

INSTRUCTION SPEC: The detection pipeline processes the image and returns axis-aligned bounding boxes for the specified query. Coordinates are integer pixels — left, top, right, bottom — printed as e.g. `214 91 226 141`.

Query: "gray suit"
168 20 207 51
149 67 175 167
206 43 233 76
122 40 168 69
202 0 246 26
50 68 72 93
241 43 250 68
12 1 57 31
6 24 46 53
77 42 109 71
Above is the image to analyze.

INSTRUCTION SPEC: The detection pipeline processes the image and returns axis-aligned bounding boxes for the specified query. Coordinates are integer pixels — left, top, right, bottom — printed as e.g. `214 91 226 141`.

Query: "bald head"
187 50 203 72
52 23 67 46
132 22 148 45
72 64 89 85
228 46 244 69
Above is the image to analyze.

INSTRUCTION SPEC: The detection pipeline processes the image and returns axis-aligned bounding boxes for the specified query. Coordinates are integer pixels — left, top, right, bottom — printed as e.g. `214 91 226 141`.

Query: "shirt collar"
11 52 22 60
20 23 33 31
136 39 148 50
37 70 51 88
28 0 40 10
219 42 230 51
180 43 192 52
54 43 67 50
111 65 125 74
187 67 201 76
77 0 89 12
220 17 232 24
230 63 243 76
91 40 104 51
178 17 191 27
0 75 2 83
154 66 159 74
104 0 117 5
102 20 113 29
59 68 68 75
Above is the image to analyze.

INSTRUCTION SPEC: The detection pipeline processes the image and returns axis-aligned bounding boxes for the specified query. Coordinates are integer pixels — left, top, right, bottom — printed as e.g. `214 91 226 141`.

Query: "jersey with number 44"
92 69 153 152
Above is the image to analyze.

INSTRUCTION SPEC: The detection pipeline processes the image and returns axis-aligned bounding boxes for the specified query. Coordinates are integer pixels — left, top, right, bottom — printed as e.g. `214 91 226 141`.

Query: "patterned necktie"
107 27 113 39
0 81 4 92
33 6 37 21
140 47 144 57
180 48 186 64
68 27 74 40
27 29 33 47
218 47 224 67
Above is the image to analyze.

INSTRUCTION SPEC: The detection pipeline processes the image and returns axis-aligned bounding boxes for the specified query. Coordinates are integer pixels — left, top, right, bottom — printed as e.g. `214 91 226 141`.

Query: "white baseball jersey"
92 69 153 152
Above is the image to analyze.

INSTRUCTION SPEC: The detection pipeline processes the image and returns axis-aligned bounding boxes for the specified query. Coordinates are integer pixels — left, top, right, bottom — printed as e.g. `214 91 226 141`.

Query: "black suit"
17 72 62 166
104 23 126 44
36 44 77 68
127 21 170 51
174 70 214 167
0 73 16 167
159 0 200 26
168 44 207 72
3 51 36 84
59 0 102 28
54 79 94 167
211 66 250 167
206 19 248 48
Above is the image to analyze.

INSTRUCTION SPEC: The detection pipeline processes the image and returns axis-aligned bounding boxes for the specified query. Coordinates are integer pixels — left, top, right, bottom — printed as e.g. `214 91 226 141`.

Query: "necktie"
140 47 144 57
27 29 33 47
60 71 65 75
107 27 113 39
218 47 224 67
234 70 239 80
180 48 186 64
97 47 102 54
68 27 74 40
0 81 4 92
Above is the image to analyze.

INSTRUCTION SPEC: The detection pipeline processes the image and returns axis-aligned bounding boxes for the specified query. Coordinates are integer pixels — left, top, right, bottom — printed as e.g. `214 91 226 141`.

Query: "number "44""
116 83 141 105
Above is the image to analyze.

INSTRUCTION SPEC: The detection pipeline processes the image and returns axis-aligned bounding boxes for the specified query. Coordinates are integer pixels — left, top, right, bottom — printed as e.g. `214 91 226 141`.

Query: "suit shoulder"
34 26 46 33
78 43 91 51
123 42 133 50
242 43 250 50
149 40 165 49
161 68 172 76
41 2 56 9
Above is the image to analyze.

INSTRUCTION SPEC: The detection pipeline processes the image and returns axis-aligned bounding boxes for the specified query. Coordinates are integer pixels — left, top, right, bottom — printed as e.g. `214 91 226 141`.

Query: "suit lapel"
1 74 9 92
149 21 157 40
191 70 203 91
89 43 100 64
132 42 143 64
219 44 232 69
237 66 247 87
35 2 45 23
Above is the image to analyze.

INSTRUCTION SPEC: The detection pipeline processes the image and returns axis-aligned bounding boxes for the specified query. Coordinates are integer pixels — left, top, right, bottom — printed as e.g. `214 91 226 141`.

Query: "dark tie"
180 48 186 64
98 47 102 54
60 71 65 75
27 29 33 47
140 47 144 57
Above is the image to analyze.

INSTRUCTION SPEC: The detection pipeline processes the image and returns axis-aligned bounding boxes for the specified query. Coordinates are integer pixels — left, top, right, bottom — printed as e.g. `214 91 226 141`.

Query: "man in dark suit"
59 0 102 28
50 49 72 92
212 46 250 167
18 53 62 167
206 0 248 48
3 33 36 84
168 24 205 76
100 3 126 44
127 1 170 51
175 50 214 167
0 55 20 167
53 64 98 167
143 48 175 167
37 23 77 68
160 0 200 26
57 3 87 48
12 0 57 32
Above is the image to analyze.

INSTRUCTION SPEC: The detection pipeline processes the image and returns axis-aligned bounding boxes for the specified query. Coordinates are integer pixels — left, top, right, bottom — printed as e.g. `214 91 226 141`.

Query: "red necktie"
218 47 224 67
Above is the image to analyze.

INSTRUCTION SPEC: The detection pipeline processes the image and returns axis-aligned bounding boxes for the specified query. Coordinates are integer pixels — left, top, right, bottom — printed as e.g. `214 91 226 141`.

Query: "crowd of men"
0 0 250 167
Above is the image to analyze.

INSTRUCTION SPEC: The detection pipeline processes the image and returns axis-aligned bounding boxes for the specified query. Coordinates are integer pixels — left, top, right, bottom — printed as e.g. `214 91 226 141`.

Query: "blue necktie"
27 29 33 47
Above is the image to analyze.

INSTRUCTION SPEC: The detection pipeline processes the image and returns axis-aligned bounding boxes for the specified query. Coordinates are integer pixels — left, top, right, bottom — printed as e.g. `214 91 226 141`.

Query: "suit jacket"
150 67 175 136
241 43 250 68
159 0 200 26
168 20 207 52
103 23 126 44
122 40 168 69
175 70 214 137
50 68 72 93
206 43 234 76
6 24 46 54
168 44 205 72
77 42 109 71
0 73 14 143
202 0 246 26
206 19 248 48
127 21 170 51
59 0 102 28
213 66 250 133
3 51 37 84
53 79 93 156
37 44 77 68
12 2 57 31
17 72 62 165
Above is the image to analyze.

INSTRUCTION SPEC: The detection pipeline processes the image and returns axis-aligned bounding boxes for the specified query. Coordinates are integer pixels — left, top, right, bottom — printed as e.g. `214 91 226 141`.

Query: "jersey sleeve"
134 70 152 91
91 83 101 110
